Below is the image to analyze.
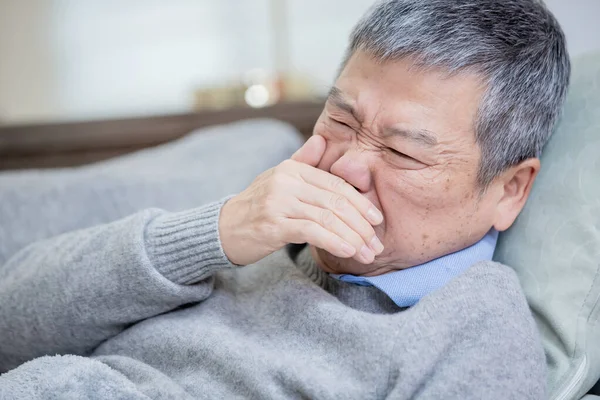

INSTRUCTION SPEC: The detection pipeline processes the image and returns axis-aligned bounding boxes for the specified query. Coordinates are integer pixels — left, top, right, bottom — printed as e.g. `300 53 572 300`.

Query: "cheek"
394 167 478 213
379 170 450 217
377 170 479 242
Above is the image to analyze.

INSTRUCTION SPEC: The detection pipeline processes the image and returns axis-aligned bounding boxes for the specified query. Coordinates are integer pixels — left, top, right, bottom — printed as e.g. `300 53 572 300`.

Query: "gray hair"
342 0 571 186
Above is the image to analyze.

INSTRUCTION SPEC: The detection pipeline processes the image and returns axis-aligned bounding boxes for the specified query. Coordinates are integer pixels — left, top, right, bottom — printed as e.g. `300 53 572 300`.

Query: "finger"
282 219 368 261
293 184 383 255
290 202 376 264
295 163 384 226
291 135 327 167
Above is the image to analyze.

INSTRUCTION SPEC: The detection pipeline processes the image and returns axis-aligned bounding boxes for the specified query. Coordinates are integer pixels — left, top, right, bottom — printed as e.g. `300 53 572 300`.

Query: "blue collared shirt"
332 230 498 308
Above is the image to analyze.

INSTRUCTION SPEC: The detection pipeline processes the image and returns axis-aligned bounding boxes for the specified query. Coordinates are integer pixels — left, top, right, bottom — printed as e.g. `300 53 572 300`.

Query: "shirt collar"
331 230 498 308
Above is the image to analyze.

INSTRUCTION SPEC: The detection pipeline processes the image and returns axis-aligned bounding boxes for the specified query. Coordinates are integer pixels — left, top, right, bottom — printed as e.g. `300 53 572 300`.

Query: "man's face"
311 51 503 276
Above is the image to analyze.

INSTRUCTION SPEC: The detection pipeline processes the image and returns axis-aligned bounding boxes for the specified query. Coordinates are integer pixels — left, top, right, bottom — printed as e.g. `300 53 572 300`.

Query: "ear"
492 158 540 232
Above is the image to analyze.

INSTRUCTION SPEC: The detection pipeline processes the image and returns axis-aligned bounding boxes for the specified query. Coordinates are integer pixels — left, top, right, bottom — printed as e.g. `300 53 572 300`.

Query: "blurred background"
1 0 599 125
0 0 599 171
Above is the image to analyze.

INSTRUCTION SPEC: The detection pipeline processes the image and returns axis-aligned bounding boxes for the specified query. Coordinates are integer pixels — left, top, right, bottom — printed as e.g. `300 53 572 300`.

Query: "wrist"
146 199 235 284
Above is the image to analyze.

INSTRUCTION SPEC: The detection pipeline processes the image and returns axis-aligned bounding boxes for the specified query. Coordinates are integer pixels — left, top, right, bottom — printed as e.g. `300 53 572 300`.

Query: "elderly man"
0 0 569 399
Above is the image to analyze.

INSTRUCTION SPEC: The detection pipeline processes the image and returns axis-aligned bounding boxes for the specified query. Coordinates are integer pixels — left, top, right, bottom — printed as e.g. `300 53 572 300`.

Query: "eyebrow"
328 86 438 147
385 127 438 147
327 86 361 122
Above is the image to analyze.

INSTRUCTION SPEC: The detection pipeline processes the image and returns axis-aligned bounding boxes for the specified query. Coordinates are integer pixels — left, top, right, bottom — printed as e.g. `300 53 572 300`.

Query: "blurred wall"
0 0 598 124
0 1 58 122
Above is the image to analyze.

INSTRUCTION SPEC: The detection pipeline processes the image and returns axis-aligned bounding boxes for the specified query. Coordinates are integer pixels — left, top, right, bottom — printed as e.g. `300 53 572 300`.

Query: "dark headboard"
0 101 323 171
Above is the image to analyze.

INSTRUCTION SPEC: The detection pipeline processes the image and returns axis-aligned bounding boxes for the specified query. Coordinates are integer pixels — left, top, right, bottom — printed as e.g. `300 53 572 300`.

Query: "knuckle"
330 194 348 213
269 168 292 189
278 159 295 171
256 218 274 236
262 192 279 211
319 209 336 228
329 176 345 191
269 172 287 189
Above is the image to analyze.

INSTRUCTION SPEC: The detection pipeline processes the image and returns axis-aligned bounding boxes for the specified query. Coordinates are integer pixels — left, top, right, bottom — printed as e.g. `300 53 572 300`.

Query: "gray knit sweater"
0 122 546 399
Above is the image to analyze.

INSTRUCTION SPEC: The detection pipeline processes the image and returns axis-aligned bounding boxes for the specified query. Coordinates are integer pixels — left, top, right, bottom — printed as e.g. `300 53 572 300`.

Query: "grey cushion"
495 52 600 400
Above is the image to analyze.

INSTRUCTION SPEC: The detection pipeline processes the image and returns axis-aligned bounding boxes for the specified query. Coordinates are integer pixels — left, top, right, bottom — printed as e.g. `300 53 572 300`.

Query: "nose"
329 147 373 194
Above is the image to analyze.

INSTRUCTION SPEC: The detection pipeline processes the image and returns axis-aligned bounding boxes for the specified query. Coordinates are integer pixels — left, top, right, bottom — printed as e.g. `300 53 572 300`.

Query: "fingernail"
367 207 383 225
360 245 374 263
340 242 356 257
370 236 384 254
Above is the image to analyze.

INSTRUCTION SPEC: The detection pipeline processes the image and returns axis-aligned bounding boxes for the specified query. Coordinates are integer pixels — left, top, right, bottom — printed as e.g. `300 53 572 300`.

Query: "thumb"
291 135 326 167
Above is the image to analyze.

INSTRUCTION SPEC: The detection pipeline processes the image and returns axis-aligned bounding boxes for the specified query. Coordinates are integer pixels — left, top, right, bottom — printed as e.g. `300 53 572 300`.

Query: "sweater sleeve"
0 354 194 400
0 199 236 372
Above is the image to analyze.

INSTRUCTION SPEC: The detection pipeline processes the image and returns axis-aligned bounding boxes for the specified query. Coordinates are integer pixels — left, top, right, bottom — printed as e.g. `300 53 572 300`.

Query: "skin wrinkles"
325 101 431 172
310 51 530 276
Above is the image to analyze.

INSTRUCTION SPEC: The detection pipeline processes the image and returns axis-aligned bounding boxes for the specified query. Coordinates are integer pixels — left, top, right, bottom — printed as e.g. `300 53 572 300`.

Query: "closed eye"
332 119 353 129
389 148 419 162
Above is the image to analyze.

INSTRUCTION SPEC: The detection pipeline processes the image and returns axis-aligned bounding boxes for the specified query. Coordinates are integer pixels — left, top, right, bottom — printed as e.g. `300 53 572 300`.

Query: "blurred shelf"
0 101 324 171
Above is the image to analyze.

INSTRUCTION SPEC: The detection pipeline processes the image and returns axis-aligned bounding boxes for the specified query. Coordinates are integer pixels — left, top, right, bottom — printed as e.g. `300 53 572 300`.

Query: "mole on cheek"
461 190 475 206
423 203 431 216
